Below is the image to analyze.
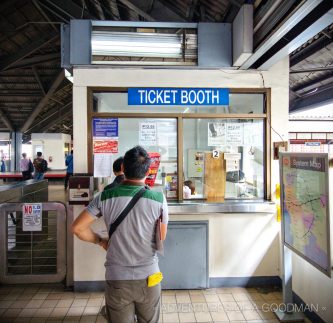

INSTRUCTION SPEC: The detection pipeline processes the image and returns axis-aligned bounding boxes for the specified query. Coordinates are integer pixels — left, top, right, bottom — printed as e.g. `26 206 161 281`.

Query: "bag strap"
108 186 147 240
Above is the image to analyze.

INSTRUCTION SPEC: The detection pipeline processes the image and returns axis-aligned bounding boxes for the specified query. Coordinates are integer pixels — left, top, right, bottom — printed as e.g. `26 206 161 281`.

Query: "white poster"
208 122 226 146
94 153 113 177
139 122 157 146
226 123 244 146
22 203 42 231
157 121 177 147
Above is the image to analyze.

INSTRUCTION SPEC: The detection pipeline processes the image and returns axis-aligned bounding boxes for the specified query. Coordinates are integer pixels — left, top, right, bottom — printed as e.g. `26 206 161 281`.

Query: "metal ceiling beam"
90 0 105 19
0 108 14 131
20 70 65 133
290 31 333 67
105 0 120 20
187 0 198 20
32 0 58 32
240 0 324 69
292 71 333 92
259 8 333 70
290 66 333 73
118 0 156 21
26 101 71 132
38 109 72 133
32 67 46 95
290 83 333 112
44 0 95 19
0 33 59 71
4 53 60 70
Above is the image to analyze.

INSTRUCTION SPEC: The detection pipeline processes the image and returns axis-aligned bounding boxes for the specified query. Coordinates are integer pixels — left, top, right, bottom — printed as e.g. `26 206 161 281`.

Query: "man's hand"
97 238 108 251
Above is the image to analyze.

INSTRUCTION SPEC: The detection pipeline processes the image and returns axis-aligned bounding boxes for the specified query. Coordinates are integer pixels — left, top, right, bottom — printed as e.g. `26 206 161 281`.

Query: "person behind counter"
183 180 196 198
103 156 124 191
72 145 168 323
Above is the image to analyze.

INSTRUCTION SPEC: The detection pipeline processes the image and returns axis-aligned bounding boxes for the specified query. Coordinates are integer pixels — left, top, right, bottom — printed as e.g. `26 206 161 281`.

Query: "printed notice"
139 122 157 146
22 203 42 231
93 140 118 153
94 153 113 177
208 122 226 146
226 123 244 146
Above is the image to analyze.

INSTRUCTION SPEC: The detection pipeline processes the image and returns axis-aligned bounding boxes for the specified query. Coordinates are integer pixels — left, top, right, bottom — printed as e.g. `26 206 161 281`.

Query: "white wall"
31 133 71 170
72 60 289 284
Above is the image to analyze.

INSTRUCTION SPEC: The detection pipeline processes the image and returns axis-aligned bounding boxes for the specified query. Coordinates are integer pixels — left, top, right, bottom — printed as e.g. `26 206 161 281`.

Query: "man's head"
37 152 42 157
113 157 124 176
123 146 151 180
22 153 27 158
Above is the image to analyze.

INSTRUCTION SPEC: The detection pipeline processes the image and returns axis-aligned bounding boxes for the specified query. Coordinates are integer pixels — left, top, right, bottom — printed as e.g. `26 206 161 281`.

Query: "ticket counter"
69 43 290 291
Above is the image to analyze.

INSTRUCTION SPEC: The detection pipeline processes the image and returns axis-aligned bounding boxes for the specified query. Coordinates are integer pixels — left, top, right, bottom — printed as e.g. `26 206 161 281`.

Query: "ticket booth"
65 20 289 291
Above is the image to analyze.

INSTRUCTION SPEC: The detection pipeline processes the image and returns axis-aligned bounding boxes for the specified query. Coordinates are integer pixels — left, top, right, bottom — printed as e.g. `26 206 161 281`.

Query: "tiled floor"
0 284 313 323
0 186 314 322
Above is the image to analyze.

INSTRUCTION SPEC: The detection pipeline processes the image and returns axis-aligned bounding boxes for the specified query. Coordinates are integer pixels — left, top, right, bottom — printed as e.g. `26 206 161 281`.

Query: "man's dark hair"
123 146 151 179
113 157 124 173
37 152 42 157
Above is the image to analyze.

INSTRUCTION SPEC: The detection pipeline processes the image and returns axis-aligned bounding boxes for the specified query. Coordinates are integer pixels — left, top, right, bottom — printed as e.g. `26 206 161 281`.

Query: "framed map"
280 153 331 276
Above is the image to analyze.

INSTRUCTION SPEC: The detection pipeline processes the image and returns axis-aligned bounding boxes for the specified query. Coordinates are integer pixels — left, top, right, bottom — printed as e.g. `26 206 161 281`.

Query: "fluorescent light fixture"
91 31 183 58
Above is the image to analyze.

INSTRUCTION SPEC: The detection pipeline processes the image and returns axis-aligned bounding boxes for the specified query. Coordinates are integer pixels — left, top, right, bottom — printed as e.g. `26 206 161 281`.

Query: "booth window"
90 90 267 202
183 119 264 201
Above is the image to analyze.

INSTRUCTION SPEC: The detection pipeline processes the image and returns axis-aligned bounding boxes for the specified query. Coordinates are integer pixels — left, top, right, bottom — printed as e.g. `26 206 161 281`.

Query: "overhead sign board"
128 88 229 105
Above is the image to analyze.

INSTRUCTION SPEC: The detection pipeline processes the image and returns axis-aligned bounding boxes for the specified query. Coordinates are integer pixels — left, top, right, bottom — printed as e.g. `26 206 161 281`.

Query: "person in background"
103 156 124 191
184 180 196 195
33 152 48 180
20 153 33 180
65 150 74 189
72 146 168 323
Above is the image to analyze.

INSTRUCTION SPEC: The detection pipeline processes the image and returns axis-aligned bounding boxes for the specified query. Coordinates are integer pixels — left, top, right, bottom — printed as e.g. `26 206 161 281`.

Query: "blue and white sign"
128 88 229 105
93 118 118 138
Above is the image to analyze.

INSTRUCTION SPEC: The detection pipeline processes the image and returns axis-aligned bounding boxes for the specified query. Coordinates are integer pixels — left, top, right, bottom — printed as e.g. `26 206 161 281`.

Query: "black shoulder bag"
108 186 147 240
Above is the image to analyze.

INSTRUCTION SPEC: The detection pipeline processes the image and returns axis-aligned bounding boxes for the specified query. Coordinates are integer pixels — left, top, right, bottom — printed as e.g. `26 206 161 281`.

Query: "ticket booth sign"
22 203 42 231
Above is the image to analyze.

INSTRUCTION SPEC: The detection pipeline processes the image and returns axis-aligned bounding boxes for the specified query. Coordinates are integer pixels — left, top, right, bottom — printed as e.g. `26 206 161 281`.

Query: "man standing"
33 152 48 180
103 156 124 191
72 146 168 323
65 150 73 189
20 153 32 180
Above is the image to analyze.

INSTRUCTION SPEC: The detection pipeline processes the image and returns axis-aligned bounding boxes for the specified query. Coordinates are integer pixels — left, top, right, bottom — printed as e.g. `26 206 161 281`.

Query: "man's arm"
72 210 107 249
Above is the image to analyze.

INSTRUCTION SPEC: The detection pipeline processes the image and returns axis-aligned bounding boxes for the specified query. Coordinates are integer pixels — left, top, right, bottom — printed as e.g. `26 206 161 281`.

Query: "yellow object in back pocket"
147 272 163 287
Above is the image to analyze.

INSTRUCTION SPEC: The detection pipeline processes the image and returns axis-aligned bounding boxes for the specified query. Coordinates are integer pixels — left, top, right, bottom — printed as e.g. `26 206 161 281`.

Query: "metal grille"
7 211 57 275
0 203 66 284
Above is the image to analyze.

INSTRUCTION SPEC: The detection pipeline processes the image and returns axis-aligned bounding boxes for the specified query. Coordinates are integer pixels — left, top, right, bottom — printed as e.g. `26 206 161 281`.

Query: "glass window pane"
102 118 178 199
183 119 264 201
94 92 264 114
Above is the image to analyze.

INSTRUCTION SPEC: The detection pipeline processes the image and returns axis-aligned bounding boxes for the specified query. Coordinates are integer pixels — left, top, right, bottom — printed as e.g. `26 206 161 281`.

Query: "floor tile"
210 310 229 322
56 299 74 308
178 312 196 322
66 306 85 317
33 307 54 318
49 307 69 318
195 311 213 322
83 306 100 315
72 299 88 307
163 312 180 323
226 310 246 321
218 294 235 302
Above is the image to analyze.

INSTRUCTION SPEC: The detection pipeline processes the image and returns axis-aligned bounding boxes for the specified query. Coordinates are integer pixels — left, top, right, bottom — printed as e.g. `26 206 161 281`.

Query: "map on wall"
280 153 331 276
